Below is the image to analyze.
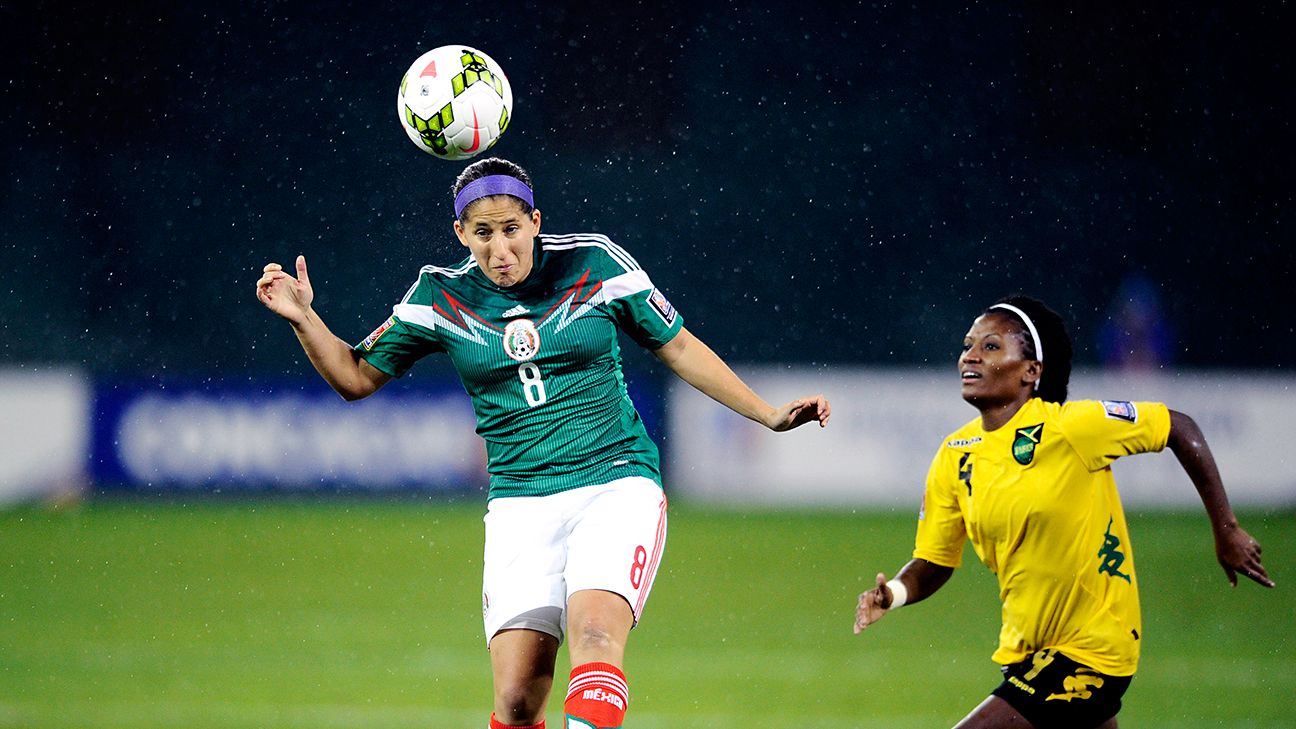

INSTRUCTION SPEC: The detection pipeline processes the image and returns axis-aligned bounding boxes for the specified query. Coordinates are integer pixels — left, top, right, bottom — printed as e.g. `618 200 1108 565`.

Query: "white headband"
990 303 1043 389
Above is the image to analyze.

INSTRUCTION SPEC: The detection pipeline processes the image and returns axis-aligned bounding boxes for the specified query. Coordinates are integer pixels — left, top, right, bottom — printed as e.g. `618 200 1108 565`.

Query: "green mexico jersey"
355 233 684 500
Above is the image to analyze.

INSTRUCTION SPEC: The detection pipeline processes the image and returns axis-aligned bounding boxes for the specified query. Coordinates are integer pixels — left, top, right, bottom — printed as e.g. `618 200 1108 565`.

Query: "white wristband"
885 579 908 609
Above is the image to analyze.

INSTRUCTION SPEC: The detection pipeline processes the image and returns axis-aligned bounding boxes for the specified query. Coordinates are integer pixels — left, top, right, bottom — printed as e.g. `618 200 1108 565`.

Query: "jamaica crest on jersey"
502 318 541 361
1012 423 1044 465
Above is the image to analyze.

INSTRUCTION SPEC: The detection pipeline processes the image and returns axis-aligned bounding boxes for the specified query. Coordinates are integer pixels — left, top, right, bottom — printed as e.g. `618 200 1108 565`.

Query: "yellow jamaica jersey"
913 397 1171 675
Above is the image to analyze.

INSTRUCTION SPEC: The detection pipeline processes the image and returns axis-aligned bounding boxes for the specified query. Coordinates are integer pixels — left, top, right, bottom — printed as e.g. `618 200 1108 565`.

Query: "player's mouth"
961 369 982 383
491 264 521 286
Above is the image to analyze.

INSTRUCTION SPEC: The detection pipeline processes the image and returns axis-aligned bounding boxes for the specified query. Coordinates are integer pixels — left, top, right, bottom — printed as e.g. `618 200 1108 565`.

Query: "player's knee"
570 621 618 654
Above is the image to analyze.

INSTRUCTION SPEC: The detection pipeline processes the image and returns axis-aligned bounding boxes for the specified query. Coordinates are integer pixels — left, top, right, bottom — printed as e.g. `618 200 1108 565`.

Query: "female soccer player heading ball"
852 295 1272 729
256 157 830 729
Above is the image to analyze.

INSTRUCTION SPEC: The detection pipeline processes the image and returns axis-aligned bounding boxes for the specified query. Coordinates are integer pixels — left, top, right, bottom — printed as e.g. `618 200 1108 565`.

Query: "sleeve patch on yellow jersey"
1101 400 1138 423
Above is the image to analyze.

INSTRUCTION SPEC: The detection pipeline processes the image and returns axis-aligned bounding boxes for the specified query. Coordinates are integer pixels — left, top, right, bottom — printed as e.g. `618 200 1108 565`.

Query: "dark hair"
449 157 535 222
984 295 1073 404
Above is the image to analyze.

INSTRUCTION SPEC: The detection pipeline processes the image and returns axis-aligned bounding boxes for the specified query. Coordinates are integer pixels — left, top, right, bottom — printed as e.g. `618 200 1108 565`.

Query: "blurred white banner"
101 385 487 492
665 367 1296 507
3 368 1293 506
0 367 90 503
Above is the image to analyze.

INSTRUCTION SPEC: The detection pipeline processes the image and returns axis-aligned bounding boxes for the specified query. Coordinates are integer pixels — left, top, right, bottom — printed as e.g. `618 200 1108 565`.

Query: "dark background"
3 1 1291 380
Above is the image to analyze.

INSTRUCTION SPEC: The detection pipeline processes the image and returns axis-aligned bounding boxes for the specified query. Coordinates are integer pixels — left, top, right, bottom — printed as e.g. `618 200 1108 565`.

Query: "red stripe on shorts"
633 493 668 618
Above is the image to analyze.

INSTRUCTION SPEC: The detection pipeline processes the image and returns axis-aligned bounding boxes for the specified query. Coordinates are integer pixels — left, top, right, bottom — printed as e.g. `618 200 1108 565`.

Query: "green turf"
0 500 1290 728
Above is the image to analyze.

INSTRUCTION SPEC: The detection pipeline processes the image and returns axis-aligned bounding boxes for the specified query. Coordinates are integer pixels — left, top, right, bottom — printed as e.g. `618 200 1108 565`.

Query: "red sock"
489 713 544 729
563 662 628 728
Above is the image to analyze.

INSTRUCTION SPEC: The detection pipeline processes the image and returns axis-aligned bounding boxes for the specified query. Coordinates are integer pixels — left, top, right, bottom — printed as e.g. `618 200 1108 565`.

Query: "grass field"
0 499 1291 728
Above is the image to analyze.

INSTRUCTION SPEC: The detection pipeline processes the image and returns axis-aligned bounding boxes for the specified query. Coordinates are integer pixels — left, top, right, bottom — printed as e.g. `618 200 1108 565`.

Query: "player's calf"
489 713 544 729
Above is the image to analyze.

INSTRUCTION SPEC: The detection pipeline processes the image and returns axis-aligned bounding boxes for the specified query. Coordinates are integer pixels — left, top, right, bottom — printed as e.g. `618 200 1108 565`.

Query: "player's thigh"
953 695 1033 728
482 494 569 645
489 630 561 689
564 477 668 624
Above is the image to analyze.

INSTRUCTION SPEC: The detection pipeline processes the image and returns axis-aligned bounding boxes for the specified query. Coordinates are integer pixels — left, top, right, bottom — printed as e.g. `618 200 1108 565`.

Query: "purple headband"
453 175 535 218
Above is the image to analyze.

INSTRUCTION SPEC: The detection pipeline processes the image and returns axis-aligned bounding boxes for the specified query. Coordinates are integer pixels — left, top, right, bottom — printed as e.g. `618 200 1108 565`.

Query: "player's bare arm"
653 327 829 430
854 558 954 634
1166 409 1273 588
256 255 391 401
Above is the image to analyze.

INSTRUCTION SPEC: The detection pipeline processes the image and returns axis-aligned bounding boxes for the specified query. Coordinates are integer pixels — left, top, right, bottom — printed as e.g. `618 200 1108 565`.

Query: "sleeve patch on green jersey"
1101 400 1138 423
360 316 396 350
647 288 677 325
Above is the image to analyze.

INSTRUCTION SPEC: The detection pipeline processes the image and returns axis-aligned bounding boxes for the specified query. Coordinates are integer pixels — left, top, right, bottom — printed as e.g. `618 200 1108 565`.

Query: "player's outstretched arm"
652 327 829 431
255 255 391 401
1166 409 1274 588
854 558 954 634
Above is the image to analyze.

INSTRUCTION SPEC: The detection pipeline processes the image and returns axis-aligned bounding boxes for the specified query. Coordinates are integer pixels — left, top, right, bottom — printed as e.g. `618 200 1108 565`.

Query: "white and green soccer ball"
396 45 513 160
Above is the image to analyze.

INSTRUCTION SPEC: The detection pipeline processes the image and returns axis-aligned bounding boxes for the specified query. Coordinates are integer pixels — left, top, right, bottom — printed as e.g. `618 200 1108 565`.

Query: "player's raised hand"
1215 526 1274 588
256 254 314 325
767 394 831 431
854 572 893 634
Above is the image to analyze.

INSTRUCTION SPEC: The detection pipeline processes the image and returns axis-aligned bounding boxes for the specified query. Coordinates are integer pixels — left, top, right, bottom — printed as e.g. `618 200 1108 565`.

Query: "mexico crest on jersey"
503 318 541 361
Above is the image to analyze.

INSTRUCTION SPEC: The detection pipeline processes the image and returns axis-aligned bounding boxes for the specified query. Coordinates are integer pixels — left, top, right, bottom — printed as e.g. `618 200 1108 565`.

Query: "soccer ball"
397 45 513 160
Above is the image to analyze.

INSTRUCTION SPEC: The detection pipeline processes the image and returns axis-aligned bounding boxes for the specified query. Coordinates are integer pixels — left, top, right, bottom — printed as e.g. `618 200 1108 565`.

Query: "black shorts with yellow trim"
991 649 1132 729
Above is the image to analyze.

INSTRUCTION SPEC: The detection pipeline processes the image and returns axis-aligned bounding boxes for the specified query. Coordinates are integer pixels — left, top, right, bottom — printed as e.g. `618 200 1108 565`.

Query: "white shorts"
481 476 668 646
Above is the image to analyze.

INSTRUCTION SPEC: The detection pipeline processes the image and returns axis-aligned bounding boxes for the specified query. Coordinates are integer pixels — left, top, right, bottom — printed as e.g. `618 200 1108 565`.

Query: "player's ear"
453 219 468 248
531 208 542 234
1023 360 1042 388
